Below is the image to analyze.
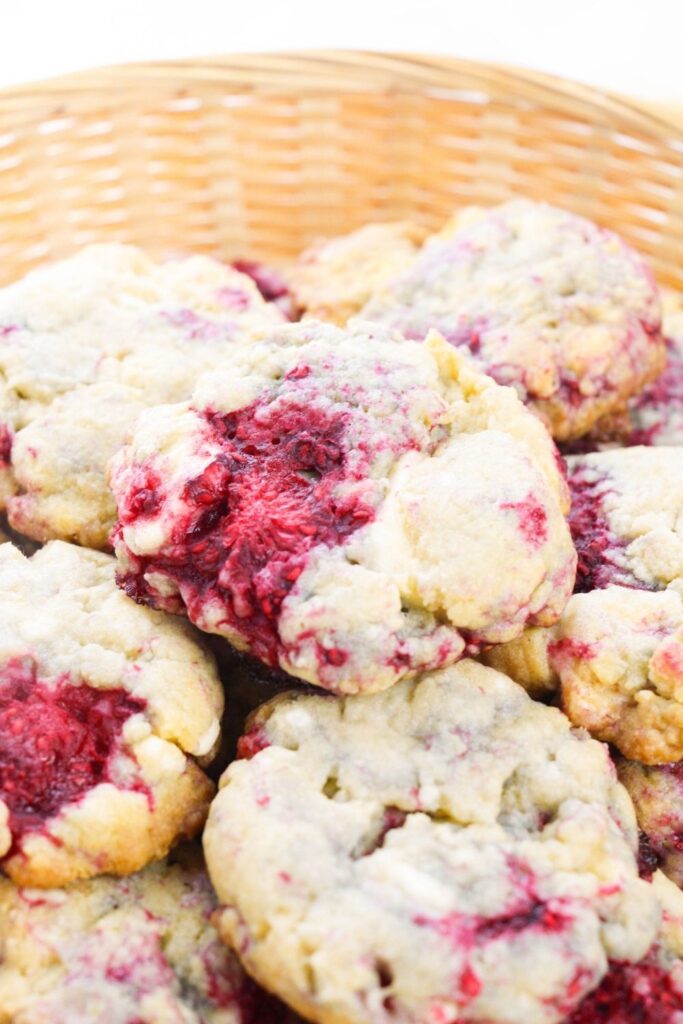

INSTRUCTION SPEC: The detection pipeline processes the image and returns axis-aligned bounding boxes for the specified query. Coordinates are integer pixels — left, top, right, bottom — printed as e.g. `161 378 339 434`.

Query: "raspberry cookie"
0 540 223 887
0 847 296 1024
0 243 282 547
618 759 683 889
110 321 575 694
362 199 664 441
288 221 424 325
566 870 683 1022
204 660 659 1024
566 447 683 594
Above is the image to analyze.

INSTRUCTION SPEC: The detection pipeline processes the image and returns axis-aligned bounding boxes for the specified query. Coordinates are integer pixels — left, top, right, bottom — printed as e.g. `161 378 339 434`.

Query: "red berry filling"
629 337 683 445
568 465 653 593
501 492 549 549
117 392 376 666
0 424 12 467
232 260 295 320
0 656 147 851
566 956 683 1022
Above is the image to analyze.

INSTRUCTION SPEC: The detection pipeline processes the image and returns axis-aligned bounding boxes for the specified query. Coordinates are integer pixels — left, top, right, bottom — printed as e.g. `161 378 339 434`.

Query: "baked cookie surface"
486 445 683 761
0 847 296 1024
110 321 575 693
0 541 223 887
566 870 683 1022
287 222 424 325
618 758 683 889
0 244 282 547
566 447 683 594
362 199 664 441
204 660 659 1024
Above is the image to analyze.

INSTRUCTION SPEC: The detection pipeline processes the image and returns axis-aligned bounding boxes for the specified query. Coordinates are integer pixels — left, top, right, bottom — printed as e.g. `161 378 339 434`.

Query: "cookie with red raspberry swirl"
362 199 664 441
566 870 683 1023
0 846 299 1024
0 243 282 548
110 321 575 694
0 540 223 887
618 758 683 889
204 660 659 1024
485 445 683 762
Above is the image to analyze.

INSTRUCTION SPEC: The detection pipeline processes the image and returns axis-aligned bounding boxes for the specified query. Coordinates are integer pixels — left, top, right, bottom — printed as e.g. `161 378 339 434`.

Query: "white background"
1 0 682 101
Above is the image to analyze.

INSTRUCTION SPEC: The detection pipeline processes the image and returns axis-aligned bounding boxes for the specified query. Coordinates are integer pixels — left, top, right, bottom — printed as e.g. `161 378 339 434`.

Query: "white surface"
1 0 682 100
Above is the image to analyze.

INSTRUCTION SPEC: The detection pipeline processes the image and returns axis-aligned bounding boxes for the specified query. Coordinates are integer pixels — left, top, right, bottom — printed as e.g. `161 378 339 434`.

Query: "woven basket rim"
0 49 679 139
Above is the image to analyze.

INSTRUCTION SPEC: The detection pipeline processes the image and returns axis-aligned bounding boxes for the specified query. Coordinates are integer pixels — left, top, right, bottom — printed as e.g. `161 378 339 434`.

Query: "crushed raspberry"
628 337 683 445
360 807 408 856
0 656 147 850
548 637 597 663
501 493 549 549
232 261 293 315
231 261 286 302
637 830 661 880
566 956 683 1022
236 727 272 760
568 466 650 593
117 393 375 666
162 307 232 343
0 424 12 467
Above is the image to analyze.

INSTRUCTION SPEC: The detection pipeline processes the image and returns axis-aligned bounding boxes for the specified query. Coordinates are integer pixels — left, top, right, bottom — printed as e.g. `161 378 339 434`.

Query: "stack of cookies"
0 199 681 1023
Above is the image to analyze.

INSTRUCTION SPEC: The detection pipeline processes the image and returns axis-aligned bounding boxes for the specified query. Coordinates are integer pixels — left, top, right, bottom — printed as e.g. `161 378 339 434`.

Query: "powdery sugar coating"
628 294 683 449
362 199 664 441
287 221 425 325
110 321 575 694
0 541 223 887
204 661 659 1024
0 244 282 547
0 848 299 1024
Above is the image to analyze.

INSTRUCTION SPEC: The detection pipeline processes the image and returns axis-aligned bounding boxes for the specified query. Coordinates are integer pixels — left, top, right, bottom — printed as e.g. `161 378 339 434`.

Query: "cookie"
0 243 282 547
110 321 575 694
204 660 659 1024
486 586 683 763
627 290 683 449
0 540 223 887
566 447 683 594
287 221 424 325
566 870 683 1022
0 847 297 1024
618 759 683 888
362 199 664 441
485 443 683 759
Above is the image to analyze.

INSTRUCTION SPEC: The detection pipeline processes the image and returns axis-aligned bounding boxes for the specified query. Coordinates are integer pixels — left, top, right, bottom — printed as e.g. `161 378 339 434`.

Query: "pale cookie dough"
362 199 664 441
566 447 683 594
566 870 683 1021
486 587 683 764
0 540 224 888
204 661 659 1024
0 847 297 1024
0 243 282 547
110 320 575 694
618 758 683 889
287 222 424 325
486 446 683 759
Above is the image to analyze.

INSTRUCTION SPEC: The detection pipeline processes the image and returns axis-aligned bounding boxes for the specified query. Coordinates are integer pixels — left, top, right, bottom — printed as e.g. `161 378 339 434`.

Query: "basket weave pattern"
0 51 681 287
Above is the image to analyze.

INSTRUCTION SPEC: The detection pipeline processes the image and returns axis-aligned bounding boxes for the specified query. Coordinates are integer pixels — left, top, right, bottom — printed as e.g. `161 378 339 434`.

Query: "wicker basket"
0 50 681 289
